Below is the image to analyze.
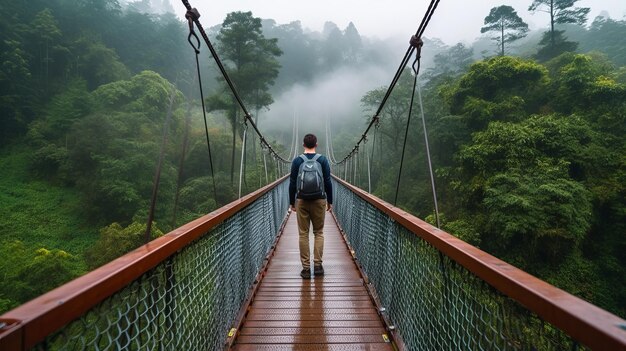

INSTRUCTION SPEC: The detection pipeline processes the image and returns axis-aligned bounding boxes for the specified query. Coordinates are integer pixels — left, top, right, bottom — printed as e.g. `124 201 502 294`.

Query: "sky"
174 0 626 45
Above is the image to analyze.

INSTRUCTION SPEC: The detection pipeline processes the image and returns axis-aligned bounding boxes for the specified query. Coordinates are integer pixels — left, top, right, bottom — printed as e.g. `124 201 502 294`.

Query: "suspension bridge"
1 0 626 350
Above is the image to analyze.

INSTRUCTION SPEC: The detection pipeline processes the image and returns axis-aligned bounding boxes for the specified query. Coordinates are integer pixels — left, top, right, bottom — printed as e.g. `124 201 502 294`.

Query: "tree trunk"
501 21 505 56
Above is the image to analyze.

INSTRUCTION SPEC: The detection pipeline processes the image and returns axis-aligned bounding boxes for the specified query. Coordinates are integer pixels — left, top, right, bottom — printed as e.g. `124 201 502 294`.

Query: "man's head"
303 134 317 149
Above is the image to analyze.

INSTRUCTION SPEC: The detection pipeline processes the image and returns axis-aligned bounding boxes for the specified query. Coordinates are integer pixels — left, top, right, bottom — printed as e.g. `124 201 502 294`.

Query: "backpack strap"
311 154 322 162
299 154 308 162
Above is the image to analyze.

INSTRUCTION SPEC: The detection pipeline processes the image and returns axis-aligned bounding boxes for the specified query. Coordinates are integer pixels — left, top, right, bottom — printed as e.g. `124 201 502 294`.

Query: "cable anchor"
186 9 201 54
410 35 424 74
409 35 423 58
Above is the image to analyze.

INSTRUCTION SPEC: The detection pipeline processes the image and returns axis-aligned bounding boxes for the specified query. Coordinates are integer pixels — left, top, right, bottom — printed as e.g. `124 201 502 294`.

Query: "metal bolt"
619 324 626 331
379 307 386 313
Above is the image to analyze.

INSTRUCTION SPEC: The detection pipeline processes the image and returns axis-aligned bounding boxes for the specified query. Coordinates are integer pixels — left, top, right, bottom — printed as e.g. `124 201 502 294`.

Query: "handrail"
333 175 626 350
0 175 289 350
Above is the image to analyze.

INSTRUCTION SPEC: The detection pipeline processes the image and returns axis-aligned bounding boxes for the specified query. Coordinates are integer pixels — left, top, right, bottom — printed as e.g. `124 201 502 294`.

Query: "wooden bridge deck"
232 213 394 350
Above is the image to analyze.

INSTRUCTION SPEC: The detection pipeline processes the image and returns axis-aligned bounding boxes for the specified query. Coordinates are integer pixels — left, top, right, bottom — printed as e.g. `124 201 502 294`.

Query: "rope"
263 149 268 184
186 21 218 201
238 124 248 198
368 121 380 192
393 56 421 206
327 115 340 164
182 2 289 164
293 110 299 159
354 148 359 185
417 77 441 228
334 0 440 165
366 140 372 193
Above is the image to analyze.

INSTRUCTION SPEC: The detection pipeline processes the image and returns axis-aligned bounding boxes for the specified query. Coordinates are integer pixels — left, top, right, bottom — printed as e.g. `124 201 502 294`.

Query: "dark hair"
303 134 317 148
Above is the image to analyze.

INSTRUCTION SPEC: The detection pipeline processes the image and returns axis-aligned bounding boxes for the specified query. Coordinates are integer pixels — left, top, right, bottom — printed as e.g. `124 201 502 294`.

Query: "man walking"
289 133 333 279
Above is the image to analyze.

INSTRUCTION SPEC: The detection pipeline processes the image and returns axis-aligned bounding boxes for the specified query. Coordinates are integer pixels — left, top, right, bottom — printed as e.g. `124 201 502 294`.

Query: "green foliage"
54 71 184 222
209 11 282 181
585 16 626 66
449 56 548 129
72 35 131 90
0 240 84 314
483 169 591 248
425 44 474 79
28 78 94 144
360 50 625 317
442 218 482 247
85 221 163 269
535 30 578 61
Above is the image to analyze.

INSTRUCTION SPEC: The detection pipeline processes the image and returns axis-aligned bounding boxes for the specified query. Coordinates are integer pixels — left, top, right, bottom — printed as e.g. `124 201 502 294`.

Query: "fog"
259 65 391 146
174 0 626 45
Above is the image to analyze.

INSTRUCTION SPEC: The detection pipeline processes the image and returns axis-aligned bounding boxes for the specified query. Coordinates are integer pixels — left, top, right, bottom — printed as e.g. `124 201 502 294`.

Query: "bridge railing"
0 177 289 351
332 176 626 350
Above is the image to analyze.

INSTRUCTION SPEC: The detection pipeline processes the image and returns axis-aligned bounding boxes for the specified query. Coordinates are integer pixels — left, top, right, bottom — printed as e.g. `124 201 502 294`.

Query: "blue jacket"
289 153 333 206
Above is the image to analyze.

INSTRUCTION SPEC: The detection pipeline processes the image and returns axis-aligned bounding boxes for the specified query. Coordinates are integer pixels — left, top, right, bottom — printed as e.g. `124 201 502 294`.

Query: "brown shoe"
300 268 311 279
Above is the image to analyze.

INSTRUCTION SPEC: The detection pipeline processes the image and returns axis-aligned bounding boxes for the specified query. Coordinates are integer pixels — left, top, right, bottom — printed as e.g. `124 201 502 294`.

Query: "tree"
529 0 590 57
344 22 363 64
535 30 578 61
85 221 163 269
448 56 548 130
208 11 282 183
30 9 62 95
360 69 416 153
585 16 626 67
481 5 529 56
425 43 474 79
261 20 318 88
65 71 183 222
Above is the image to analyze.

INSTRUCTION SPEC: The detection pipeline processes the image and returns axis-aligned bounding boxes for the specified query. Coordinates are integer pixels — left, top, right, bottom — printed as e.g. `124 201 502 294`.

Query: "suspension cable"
327 114 339 164
238 123 248 198
394 51 422 206
182 2 289 164
366 139 372 192
263 148 268 184
335 0 440 165
186 25 218 200
287 111 295 161
417 76 441 228
293 110 299 158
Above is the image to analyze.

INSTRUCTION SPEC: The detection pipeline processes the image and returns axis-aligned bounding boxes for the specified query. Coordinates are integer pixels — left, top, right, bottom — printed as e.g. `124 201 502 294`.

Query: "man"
289 133 333 279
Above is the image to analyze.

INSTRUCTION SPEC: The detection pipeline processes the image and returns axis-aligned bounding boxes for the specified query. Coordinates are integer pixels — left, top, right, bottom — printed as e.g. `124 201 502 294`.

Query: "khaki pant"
296 199 326 269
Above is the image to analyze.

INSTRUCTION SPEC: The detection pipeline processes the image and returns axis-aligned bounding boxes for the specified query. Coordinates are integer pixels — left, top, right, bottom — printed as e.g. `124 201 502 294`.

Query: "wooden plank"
232 215 392 349
243 320 384 328
239 327 388 336
233 344 393 351
235 335 390 344
245 313 382 321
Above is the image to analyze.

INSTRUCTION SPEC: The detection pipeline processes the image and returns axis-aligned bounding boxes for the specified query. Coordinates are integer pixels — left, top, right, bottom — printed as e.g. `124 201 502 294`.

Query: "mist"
259 64 392 153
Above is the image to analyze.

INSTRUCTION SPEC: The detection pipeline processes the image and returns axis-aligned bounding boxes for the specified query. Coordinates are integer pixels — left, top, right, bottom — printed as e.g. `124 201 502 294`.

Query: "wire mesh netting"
35 180 289 351
332 180 587 351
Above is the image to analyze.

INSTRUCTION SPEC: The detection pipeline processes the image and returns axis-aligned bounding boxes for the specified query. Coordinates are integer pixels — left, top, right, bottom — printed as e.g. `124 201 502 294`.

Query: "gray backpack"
296 154 325 199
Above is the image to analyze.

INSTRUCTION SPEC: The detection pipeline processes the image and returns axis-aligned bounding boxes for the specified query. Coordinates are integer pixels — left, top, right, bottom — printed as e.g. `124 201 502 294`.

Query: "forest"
0 0 624 321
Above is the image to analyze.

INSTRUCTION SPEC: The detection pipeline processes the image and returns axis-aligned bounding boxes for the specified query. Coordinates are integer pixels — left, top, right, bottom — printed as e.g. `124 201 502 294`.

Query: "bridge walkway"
232 214 394 350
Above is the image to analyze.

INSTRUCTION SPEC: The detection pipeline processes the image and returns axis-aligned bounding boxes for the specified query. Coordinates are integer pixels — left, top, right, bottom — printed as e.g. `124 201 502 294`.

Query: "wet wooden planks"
232 214 393 350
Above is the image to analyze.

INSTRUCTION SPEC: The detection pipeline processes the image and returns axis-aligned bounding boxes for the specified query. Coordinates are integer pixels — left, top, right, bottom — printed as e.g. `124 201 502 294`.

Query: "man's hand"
326 204 332 212
290 205 296 212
